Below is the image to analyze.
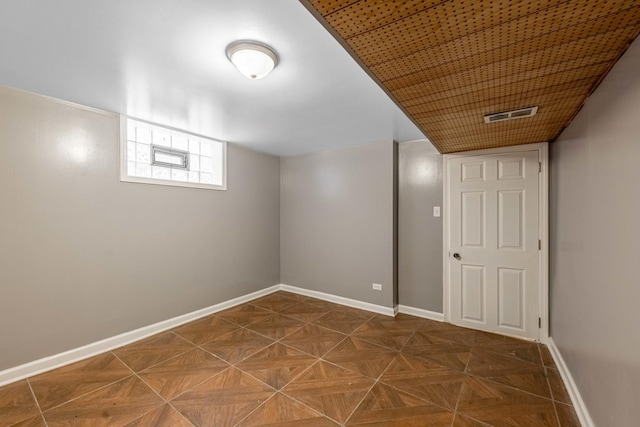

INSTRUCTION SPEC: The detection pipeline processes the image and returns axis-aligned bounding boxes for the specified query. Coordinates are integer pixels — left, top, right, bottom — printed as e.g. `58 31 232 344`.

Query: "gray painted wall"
280 141 396 308
0 86 281 370
550 38 640 426
398 141 443 312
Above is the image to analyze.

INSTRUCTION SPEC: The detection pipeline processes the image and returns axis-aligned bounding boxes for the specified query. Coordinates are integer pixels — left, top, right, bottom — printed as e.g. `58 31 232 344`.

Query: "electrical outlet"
372 283 382 291
433 206 441 217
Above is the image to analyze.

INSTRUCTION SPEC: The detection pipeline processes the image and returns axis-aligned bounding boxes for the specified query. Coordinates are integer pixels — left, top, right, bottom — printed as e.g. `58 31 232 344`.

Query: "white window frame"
119 115 227 191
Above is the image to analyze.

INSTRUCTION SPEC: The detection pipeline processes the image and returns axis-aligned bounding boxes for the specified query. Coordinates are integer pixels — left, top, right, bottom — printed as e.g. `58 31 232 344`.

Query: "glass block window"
120 117 226 190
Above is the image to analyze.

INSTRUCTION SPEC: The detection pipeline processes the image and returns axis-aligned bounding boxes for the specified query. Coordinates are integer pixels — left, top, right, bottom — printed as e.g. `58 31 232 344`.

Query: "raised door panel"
461 191 485 248
498 190 524 250
498 157 525 180
498 268 525 330
462 265 485 323
461 161 485 182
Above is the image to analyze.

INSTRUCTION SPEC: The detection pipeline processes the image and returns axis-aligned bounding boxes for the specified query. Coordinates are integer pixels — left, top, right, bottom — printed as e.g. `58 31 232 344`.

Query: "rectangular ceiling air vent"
484 106 538 123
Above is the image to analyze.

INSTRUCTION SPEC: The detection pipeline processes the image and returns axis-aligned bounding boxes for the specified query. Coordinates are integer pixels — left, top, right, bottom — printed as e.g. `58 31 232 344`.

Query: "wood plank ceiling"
300 0 640 153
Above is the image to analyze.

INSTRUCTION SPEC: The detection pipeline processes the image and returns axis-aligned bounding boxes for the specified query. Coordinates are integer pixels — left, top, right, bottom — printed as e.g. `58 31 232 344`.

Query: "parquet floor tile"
123 404 194 427
273 291 309 302
172 315 239 345
323 336 397 380
29 352 131 411
346 383 454 426
236 342 317 390
405 347 471 372
452 413 492 426
216 304 273 327
244 313 306 340
472 331 530 348
0 296 581 426
426 328 482 347
456 376 559 426
478 339 543 365
466 348 552 398
368 313 426 331
10 415 47 427
404 330 462 349
0 380 40 426
280 324 346 357
281 301 332 322
312 311 370 334
351 320 414 351
236 393 339 426
402 334 471 372
283 361 374 423
42 376 163 427
171 367 274 427
546 367 572 405
250 293 302 312
555 401 581 427
113 331 196 372
380 353 465 410
200 327 275 364
416 319 465 333
329 305 377 320
540 344 555 367
138 348 229 400
304 300 355 313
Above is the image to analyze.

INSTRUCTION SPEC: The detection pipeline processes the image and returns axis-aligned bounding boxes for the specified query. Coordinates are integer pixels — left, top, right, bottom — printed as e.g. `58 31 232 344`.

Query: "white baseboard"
547 337 594 427
397 305 445 322
278 284 395 316
0 285 280 387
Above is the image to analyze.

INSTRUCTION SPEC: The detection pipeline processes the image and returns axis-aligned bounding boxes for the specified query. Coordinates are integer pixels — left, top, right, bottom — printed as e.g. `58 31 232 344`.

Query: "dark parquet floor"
0 291 579 426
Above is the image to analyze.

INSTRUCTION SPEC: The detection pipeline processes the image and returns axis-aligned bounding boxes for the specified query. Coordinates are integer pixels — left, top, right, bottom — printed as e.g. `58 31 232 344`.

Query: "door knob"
453 253 461 260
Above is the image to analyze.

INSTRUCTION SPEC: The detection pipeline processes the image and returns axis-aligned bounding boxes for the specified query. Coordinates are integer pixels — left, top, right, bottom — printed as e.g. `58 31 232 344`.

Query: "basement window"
120 116 226 190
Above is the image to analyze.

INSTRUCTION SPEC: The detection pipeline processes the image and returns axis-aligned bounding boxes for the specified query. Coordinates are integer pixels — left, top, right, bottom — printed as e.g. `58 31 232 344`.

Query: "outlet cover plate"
372 283 382 291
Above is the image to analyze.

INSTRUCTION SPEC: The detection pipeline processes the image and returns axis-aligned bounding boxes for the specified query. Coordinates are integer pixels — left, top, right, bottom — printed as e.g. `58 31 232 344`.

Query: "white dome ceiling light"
226 40 279 80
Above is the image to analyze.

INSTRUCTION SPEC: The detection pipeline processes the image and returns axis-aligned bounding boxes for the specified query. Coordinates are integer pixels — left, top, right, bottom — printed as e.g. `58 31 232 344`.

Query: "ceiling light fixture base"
226 40 279 80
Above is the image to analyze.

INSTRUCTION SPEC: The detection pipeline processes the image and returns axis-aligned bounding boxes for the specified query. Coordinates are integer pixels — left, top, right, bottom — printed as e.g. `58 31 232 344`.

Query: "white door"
448 150 540 340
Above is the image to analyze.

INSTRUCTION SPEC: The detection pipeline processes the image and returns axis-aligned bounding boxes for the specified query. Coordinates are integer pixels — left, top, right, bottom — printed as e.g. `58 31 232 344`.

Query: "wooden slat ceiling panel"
371 11 639 80
417 96 588 130
326 0 450 38
311 0 360 15
301 0 640 153
427 114 581 139
384 30 633 92
404 82 593 115
415 97 587 130
347 1 630 65
403 77 595 111
393 53 617 102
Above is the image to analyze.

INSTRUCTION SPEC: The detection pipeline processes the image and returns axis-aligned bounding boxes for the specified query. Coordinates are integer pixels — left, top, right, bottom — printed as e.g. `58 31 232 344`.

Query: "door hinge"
538 239 541 250
538 162 542 173
538 317 542 328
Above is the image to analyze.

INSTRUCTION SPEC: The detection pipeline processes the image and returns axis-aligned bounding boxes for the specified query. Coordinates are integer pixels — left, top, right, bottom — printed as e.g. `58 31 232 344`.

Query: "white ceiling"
0 0 429 156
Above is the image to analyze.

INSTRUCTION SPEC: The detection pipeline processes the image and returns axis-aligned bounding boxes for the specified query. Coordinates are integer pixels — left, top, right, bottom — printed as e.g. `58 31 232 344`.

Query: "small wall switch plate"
372 283 382 291
433 206 441 217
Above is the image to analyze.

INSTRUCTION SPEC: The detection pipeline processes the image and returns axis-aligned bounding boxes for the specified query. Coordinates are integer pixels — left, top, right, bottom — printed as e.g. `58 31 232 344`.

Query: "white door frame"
442 142 549 343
